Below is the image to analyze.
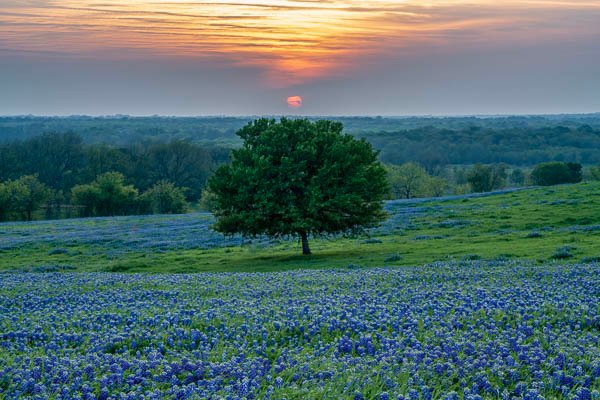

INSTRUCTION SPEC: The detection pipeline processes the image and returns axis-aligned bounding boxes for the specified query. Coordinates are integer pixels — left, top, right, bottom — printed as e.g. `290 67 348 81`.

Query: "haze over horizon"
1 0 599 116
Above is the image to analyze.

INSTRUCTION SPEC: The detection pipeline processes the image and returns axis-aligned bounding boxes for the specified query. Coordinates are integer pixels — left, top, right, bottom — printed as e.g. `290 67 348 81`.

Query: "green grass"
2 182 600 272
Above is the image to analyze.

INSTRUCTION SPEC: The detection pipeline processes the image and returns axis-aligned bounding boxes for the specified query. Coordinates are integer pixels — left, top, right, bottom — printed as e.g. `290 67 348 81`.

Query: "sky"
0 0 599 116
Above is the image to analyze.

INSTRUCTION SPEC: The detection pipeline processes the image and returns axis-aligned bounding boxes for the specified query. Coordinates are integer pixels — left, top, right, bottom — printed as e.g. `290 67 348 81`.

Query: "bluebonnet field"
1 261 598 399
0 189 519 257
0 213 249 256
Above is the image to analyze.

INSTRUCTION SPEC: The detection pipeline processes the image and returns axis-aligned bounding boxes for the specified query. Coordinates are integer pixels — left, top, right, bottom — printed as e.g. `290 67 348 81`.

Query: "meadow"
1 182 599 272
1 262 598 399
1 182 599 399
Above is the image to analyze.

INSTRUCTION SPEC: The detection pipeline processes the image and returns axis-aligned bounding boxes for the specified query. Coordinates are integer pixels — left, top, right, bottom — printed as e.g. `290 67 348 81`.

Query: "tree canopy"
387 162 447 199
4 115 600 167
208 118 389 255
466 164 507 193
531 162 582 186
139 181 188 215
0 175 50 221
71 172 138 217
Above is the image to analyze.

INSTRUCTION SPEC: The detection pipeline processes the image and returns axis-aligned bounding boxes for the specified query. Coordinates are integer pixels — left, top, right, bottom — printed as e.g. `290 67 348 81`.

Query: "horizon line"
2 112 600 119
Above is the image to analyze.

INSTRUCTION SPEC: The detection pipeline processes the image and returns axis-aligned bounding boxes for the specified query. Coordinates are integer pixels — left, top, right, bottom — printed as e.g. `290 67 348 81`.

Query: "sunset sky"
1 0 599 115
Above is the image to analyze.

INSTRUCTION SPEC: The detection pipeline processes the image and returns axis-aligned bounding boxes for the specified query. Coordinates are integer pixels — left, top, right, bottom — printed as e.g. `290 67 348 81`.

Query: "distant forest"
1 115 600 221
0 133 227 202
2 114 600 167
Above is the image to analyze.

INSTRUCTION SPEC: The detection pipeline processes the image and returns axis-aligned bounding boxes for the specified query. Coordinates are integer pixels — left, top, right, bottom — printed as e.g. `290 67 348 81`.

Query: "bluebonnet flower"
0 262 597 398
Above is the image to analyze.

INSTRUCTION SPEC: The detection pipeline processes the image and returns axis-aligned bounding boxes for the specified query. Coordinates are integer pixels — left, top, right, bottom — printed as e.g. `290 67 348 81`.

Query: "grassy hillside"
1 182 599 273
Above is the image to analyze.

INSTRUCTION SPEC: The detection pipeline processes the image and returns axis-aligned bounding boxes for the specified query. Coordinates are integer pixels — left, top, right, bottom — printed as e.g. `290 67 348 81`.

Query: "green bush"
71 172 138 217
0 175 51 221
384 254 403 263
139 181 188 214
530 162 582 186
387 163 448 199
0 182 9 221
466 164 507 193
526 231 543 238
588 164 600 181
551 246 574 259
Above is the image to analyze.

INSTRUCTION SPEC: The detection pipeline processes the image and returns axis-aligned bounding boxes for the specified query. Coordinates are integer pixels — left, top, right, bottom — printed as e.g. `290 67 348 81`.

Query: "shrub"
466 164 507 193
581 256 600 263
526 231 543 238
0 182 9 221
48 248 69 255
0 176 51 221
509 168 526 186
551 246 574 259
71 172 138 217
387 163 447 199
531 162 582 186
139 181 188 214
384 254 403 263
345 263 362 269
588 164 600 181
198 188 218 212
413 235 446 241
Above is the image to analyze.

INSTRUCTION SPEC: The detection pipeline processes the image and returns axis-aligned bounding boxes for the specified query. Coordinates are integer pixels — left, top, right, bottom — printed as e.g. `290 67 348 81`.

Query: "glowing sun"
287 96 302 108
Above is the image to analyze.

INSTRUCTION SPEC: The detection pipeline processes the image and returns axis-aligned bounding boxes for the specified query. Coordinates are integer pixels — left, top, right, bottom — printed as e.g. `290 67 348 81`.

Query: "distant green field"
1 182 599 272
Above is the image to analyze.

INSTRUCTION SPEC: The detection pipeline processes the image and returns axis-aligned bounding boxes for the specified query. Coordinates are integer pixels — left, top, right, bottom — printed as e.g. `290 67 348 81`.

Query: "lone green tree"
208 118 389 255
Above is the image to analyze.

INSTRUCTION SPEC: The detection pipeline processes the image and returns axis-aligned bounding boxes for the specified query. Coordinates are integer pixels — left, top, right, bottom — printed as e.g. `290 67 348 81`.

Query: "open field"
1 262 598 399
1 182 599 272
1 183 599 398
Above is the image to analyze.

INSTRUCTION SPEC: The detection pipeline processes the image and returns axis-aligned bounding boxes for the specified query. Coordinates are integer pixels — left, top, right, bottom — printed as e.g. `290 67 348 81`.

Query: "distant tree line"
0 129 598 221
72 173 188 217
0 173 188 221
0 132 228 220
370 125 600 170
0 116 248 146
2 115 600 167
386 161 590 200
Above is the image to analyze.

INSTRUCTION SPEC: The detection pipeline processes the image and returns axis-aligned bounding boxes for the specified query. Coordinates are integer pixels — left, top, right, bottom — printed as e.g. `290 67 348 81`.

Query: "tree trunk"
300 232 311 255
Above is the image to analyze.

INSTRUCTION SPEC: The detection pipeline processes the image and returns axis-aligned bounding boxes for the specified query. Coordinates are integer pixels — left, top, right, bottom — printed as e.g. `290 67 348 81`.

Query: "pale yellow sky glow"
1 0 599 87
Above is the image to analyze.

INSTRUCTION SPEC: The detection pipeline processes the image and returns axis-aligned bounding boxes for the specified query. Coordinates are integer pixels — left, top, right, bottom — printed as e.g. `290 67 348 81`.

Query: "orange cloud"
287 95 302 108
1 1 599 87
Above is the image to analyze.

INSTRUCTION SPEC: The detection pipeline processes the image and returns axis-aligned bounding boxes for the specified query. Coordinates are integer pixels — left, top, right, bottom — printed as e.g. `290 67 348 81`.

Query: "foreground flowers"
0 262 598 399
